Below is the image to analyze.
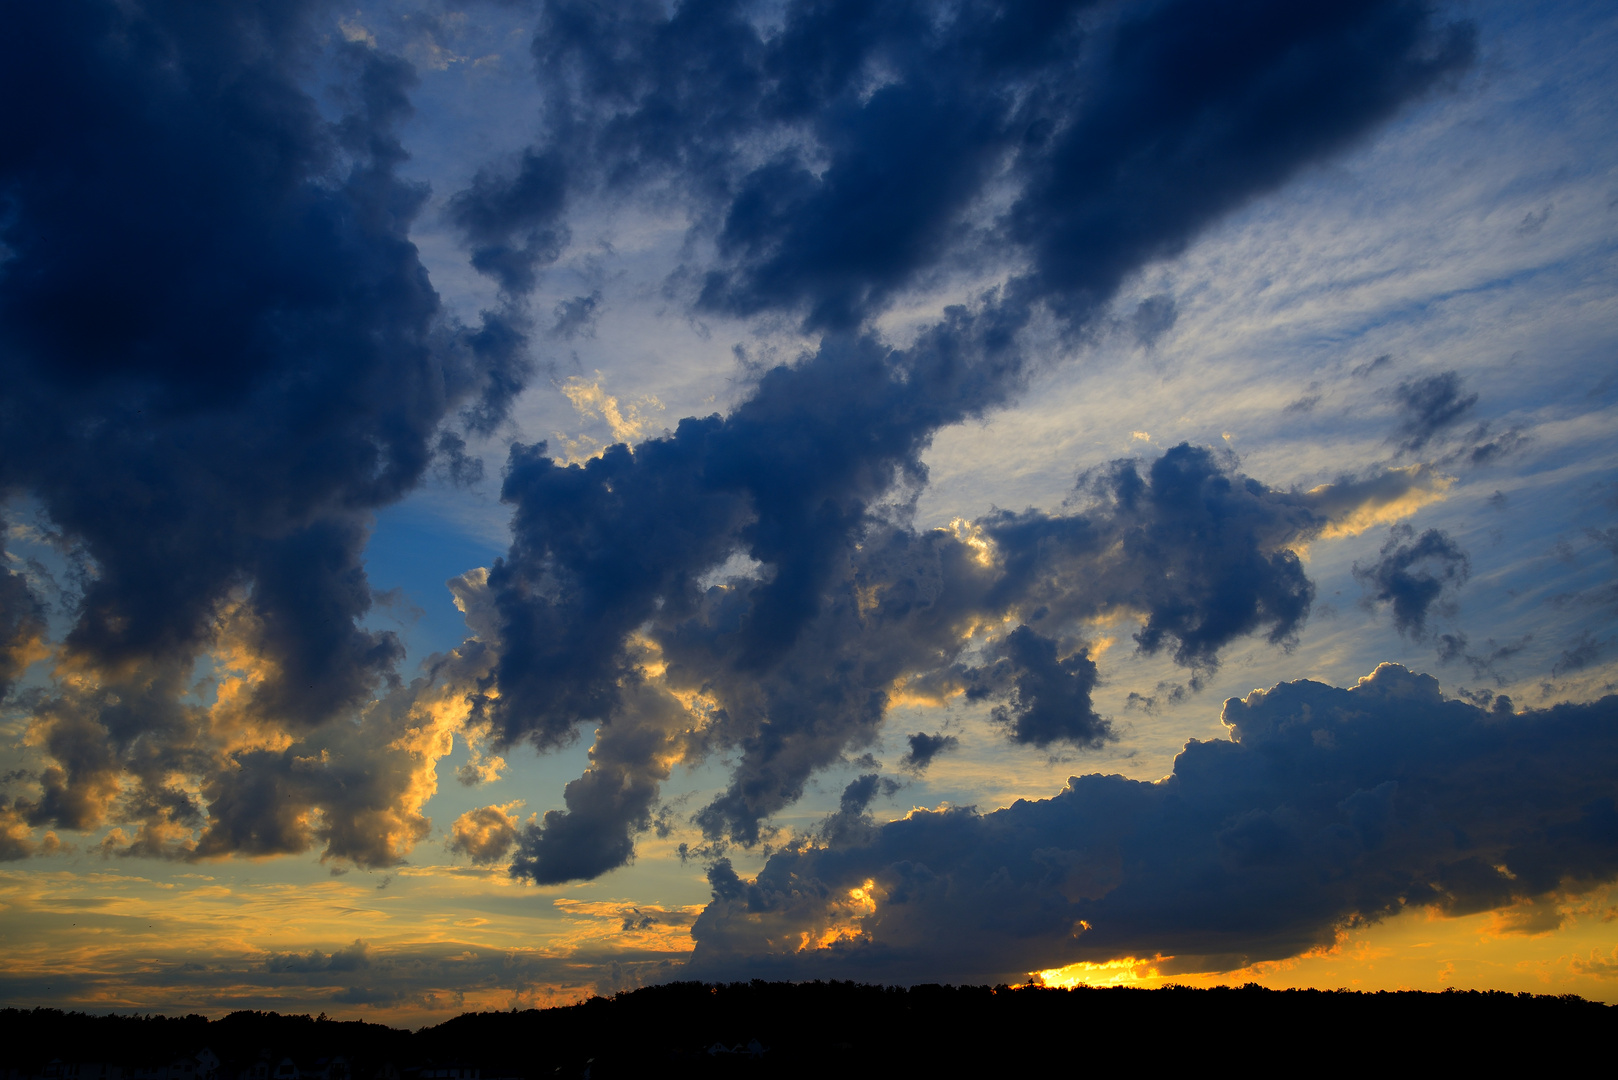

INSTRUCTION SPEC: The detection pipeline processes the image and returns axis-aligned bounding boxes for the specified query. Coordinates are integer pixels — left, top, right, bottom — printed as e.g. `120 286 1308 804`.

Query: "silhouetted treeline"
0 1009 408 1079
6 981 1616 1078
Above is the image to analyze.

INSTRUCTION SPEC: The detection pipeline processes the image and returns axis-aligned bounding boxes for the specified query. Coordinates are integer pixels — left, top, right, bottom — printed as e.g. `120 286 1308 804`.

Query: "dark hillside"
5 982 1613 1078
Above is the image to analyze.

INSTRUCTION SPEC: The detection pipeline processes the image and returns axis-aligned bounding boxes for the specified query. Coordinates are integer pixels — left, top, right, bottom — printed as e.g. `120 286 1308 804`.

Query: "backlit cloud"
687 665 1618 984
1 0 1614 1016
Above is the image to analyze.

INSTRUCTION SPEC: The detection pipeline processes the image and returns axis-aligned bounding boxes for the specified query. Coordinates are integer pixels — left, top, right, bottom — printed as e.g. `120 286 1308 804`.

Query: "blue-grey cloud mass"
688 665 1618 984
1 0 1615 999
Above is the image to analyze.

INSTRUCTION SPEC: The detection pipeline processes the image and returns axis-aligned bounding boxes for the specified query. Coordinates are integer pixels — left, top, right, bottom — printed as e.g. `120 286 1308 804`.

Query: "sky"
2 0 1617 1025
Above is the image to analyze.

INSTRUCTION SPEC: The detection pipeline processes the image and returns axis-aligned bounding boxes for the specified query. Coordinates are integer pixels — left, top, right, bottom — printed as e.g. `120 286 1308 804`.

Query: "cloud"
1381 369 1525 469
551 291 603 341
264 939 372 974
1351 354 1394 379
0 929 689 1020
511 675 697 884
1354 524 1470 638
449 803 523 866
965 626 1109 749
686 665 1618 984
1130 295 1179 348
13 572 500 869
0 804 38 861
1553 630 1610 677
997 445 1322 670
447 147 569 295
1391 371 1479 452
451 0 1475 884
819 774 904 847
434 432 485 489
558 374 664 449
1571 947 1618 979
1437 632 1530 686
462 0 1472 331
0 0 1480 881
900 732 958 773
0 3 527 864
1305 465 1451 540
488 434 1439 882
0 533 47 702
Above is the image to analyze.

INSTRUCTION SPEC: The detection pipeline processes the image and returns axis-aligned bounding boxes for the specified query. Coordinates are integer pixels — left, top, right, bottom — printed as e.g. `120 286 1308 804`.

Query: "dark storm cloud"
458 0 1473 331
494 435 1433 881
686 665 1618 985
0 0 1478 879
483 318 1023 757
0 2 527 860
1003 3 1473 323
964 625 1109 749
900 732 959 773
819 774 904 847
447 148 569 295
989 446 1321 670
465 0 1474 884
1354 524 1470 637
510 679 699 884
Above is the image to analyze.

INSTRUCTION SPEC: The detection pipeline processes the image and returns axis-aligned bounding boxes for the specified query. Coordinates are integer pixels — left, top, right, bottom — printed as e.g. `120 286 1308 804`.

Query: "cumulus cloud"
0 0 1480 886
448 803 523 865
484 434 1456 882
13 560 501 870
453 0 1473 884
965 626 1108 749
1354 524 1471 638
463 0 1471 333
0 3 525 865
0 803 37 861
900 732 958 773
511 676 700 884
686 665 1618 984
818 774 905 848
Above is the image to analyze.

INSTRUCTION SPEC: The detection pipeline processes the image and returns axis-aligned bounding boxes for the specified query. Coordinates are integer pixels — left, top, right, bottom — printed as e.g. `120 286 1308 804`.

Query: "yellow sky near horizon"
4 850 1615 1027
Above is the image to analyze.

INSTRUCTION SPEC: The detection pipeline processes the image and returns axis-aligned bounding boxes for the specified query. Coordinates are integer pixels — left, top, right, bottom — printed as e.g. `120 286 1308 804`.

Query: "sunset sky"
2 0 1617 1025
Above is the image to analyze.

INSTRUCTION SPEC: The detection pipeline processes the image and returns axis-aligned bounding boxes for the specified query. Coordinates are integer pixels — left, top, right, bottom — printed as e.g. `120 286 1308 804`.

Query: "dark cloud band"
687 666 1618 985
